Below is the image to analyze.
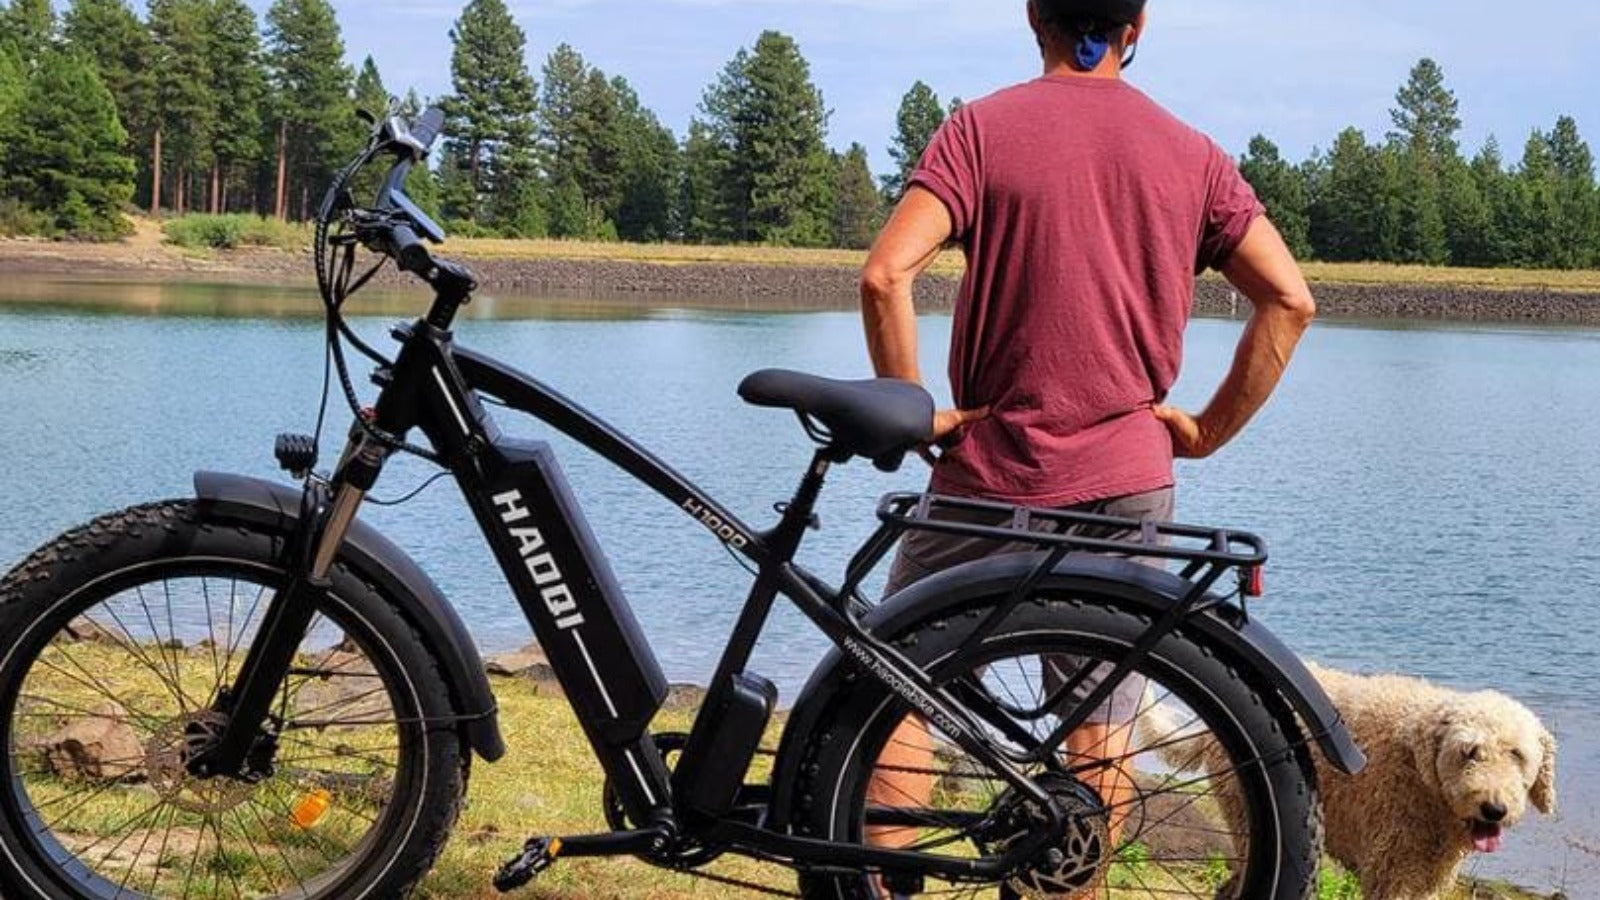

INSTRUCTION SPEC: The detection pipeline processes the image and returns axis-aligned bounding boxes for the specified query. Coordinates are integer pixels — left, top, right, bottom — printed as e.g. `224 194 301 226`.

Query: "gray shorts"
885 488 1175 724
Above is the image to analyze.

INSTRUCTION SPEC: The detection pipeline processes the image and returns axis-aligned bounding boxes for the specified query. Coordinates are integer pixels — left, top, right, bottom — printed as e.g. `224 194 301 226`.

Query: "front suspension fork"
190 431 386 779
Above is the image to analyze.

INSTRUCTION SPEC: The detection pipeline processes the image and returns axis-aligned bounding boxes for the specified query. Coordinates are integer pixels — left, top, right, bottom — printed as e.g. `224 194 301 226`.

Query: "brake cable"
311 133 446 468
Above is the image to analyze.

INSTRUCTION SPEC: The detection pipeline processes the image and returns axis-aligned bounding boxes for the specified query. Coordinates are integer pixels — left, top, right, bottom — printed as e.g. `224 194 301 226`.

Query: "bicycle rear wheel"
795 589 1321 899
0 502 467 899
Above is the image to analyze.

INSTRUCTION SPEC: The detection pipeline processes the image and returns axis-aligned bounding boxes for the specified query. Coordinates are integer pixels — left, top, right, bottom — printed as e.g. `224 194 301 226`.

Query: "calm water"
1 279 1597 893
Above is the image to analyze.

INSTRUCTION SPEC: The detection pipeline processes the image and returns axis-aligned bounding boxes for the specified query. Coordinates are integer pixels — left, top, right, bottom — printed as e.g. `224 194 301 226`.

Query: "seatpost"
776 450 831 546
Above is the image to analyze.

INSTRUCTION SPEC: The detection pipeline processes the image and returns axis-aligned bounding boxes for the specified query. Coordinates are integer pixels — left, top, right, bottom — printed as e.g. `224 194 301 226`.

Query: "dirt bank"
5 235 1600 325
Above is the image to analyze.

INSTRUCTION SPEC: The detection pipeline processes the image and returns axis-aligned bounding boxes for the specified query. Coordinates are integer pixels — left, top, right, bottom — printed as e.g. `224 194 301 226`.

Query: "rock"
293 648 390 725
484 643 549 677
662 684 708 713
62 617 120 645
44 702 144 782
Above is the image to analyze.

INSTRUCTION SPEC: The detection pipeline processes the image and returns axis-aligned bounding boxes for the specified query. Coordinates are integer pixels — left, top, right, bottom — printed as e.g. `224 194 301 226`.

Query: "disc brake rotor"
998 775 1111 899
145 713 257 815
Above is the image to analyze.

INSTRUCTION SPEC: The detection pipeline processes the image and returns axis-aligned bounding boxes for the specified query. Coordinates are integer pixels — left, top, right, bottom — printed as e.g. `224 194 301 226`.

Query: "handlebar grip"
387 223 433 274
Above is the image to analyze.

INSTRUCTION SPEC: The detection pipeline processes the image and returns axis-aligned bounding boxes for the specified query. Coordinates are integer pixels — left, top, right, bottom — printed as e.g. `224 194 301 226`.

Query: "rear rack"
879 493 1266 568
840 492 1267 604
830 492 1272 768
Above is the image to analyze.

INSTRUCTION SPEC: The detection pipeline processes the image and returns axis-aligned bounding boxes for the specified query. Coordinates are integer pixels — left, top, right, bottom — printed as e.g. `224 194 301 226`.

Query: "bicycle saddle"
738 370 935 472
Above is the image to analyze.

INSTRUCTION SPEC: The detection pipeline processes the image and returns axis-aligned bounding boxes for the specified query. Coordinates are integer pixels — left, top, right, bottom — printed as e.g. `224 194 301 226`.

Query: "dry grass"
5 217 1599 296
443 237 1600 294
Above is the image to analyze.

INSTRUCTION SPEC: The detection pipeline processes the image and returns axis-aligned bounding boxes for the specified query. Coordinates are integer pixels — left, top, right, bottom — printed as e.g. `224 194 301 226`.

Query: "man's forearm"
1196 302 1312 450
861 273 921 383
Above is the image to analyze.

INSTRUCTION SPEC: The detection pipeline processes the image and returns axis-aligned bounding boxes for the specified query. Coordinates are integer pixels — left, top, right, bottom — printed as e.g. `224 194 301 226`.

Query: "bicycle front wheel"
795 588 1321 900
0 501 467 899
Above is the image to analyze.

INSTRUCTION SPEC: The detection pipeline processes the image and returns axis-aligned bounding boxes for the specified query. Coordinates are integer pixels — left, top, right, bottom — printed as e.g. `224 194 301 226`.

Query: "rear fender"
193 471 506 762
768 552 1365 829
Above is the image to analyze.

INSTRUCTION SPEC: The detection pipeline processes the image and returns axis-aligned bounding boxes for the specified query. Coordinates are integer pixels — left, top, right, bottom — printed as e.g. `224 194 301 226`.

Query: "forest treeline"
1 0 1597 270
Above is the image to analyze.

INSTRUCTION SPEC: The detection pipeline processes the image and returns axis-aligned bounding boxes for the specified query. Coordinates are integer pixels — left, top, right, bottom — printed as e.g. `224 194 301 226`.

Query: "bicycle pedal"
493 836 562 893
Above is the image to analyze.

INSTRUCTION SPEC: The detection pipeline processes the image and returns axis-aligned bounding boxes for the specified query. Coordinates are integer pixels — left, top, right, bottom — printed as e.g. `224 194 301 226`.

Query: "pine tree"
205 0 266 213
0 0 54 68
1471 138 1516 266
62 0 155 209
441 0 537 227
572 68 625 224
0 45 23 129
537 43 588 193
1546 116 1598 268
678 118 730 243
1309 128 1384 261
612 76 678 242
149 0 217 215
353 55 388 118
487 146 547 237
698 31 833 246
1 48 135 238
885 80 944 200
832 143 882 249
265 0 352 220
1438 154 1492 266
1389 58 1462 161
1238 135 1311 258
1394 141 1449 265
1510 131 1562 267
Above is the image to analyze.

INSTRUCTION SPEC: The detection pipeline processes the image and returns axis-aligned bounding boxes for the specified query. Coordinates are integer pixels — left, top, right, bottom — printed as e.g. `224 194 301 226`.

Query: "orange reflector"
290 789 333 830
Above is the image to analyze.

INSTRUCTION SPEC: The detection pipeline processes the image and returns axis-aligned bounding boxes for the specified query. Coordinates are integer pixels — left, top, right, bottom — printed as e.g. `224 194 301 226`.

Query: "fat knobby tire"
792 589 1323 900
0 501 470 900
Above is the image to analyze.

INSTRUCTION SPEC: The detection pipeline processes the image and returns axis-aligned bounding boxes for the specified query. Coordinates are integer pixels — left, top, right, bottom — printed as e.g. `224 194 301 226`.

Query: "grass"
13 635 1558 900
438 236 1600 294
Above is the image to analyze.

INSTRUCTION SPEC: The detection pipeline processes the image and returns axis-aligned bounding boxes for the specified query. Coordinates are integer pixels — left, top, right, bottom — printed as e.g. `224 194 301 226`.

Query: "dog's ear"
1412 705 1453 791
1531 727 1557 815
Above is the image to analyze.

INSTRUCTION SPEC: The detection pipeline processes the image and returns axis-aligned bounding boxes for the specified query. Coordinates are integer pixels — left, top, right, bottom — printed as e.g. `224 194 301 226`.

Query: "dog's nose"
1480 802 1508 823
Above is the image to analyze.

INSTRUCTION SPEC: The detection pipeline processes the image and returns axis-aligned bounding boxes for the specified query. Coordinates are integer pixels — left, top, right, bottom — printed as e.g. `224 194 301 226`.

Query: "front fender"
194 471 506 763
768 552 1365 829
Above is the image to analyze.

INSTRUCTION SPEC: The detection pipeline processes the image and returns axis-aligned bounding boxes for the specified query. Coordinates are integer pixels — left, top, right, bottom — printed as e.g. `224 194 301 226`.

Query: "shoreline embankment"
5 237 1600 326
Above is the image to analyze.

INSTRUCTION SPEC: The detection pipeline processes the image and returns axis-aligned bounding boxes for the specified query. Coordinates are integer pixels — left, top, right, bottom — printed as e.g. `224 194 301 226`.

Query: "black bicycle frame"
204 301 1072 877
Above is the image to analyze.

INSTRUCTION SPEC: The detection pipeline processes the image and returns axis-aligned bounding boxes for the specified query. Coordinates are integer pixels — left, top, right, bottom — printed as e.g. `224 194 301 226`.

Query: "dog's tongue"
1472 822 1504 853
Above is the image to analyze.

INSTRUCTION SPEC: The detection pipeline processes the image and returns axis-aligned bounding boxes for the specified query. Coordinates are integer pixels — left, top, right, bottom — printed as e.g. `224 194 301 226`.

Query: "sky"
257 0 1600 175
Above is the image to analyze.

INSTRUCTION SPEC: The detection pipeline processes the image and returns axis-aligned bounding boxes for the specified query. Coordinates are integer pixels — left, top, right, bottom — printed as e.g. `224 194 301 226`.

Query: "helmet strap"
1121 39 1139 70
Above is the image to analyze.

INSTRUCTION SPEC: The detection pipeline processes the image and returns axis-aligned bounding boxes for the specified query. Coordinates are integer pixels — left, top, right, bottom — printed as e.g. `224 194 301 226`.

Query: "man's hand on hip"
917 406 991 465
1153 405 1220 460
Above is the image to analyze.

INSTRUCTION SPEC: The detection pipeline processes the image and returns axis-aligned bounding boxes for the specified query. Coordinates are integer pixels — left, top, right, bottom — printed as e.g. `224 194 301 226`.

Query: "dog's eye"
1462 746 1483 763
1510 748 1527 764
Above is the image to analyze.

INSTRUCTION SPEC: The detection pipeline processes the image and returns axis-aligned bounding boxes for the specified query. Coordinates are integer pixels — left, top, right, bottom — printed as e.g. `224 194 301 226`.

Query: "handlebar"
384 221 433 275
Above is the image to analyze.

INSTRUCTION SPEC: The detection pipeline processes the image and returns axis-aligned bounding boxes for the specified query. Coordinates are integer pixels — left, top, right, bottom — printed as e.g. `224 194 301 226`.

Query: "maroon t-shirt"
911 76 1263 507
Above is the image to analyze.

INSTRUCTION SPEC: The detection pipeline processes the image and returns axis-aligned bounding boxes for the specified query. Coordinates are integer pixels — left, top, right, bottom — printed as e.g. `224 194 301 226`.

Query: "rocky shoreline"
6 241 1600 326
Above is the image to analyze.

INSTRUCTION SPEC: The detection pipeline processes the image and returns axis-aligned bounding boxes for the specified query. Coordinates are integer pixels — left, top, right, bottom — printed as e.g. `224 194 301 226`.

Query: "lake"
1 277 1596 894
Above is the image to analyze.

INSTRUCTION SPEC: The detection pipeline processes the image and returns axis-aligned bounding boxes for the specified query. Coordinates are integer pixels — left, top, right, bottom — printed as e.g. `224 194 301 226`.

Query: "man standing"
858 0 1317 876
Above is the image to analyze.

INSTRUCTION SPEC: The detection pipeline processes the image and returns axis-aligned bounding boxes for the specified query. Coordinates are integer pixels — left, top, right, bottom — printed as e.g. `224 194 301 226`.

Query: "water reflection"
0 276 854 321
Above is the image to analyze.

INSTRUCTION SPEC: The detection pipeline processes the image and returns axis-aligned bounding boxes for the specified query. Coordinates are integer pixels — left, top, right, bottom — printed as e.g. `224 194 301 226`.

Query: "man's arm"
1155 217 1316 459
861 186 987 440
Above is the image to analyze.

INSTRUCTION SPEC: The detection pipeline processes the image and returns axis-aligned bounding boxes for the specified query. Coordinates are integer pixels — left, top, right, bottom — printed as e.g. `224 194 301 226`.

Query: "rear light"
1243 566 1266 598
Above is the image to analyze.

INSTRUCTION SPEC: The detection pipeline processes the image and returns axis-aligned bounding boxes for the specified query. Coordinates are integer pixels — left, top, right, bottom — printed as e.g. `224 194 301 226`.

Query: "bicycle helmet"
1034 0 1147 70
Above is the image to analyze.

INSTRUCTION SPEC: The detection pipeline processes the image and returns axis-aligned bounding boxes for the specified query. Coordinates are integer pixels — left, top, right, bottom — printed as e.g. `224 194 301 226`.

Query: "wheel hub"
998 775 1111 899
146 713 258 815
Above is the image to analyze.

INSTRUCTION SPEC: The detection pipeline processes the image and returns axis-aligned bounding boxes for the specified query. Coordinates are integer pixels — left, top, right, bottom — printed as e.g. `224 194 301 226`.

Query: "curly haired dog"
1147 663 1558 900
